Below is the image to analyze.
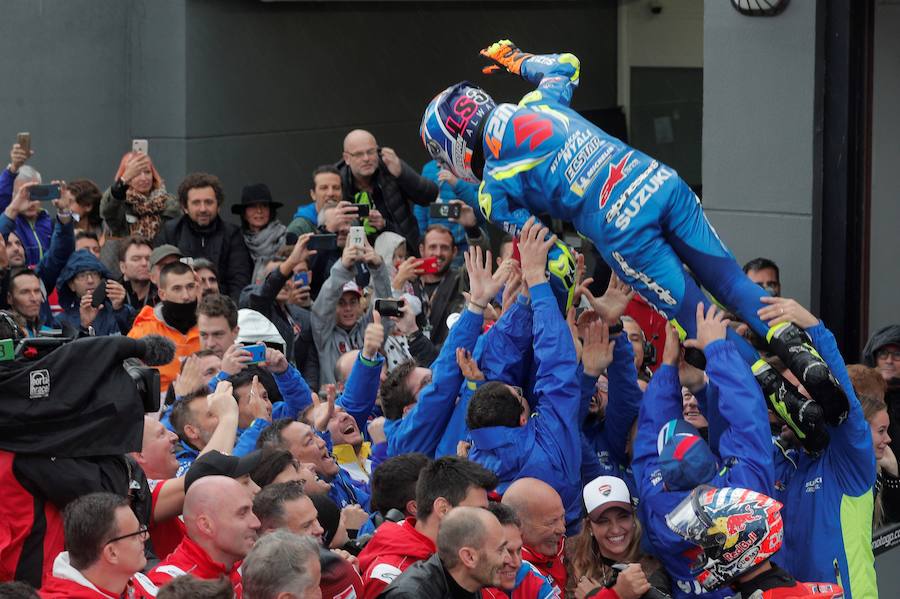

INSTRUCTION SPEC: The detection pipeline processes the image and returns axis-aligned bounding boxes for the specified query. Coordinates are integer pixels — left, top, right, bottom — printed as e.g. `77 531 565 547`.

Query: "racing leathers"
474 50 781 368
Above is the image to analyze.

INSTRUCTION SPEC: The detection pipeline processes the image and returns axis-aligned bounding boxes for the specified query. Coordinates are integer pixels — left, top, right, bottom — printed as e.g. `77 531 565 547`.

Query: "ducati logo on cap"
598 484 612 496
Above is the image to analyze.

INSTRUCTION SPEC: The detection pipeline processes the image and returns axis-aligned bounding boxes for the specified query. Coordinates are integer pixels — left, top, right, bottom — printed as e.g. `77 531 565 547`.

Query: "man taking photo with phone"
56 249 133 336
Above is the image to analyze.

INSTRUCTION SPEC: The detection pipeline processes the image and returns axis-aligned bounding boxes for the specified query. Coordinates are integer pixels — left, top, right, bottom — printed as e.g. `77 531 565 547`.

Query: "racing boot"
766 323 849 426
753 359 829 454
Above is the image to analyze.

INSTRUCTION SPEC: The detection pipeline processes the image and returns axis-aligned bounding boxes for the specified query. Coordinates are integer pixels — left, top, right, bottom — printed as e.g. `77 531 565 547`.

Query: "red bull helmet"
665 485 783 590
420 82 496 183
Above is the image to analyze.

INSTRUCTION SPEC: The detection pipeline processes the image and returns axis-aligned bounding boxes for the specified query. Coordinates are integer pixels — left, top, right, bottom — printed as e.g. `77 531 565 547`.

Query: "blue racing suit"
632 340 773 598
468 282 583 529
477 51 772 365
773 322 876 599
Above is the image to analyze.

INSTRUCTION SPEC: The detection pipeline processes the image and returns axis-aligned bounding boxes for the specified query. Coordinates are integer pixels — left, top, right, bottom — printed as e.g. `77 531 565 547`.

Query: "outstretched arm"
481 39 580 107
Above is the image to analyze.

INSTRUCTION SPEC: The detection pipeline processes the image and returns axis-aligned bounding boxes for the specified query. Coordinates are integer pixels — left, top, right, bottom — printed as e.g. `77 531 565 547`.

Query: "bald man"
133 475 260 598
337 129 438 250
502 478 567 594
379 506 512 598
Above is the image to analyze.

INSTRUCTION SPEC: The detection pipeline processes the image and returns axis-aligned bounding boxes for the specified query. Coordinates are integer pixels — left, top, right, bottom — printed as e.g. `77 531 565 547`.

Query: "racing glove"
480 39 534 76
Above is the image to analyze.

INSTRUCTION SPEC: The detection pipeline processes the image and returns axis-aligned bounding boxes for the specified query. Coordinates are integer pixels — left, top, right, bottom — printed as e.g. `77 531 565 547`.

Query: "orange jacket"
127 305 199 392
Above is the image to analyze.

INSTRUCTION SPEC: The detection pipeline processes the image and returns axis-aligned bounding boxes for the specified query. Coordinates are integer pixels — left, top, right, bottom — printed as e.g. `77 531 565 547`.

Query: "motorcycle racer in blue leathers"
419 40 847 454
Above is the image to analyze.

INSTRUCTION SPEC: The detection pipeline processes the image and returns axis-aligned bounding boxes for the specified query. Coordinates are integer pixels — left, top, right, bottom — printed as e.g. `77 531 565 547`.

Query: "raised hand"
684 303 730 353
106 280 127 311
580 272 634 324
79 292 101 329
363 311 384 358
464 246 504 309
582 319 616 377
456 348 485 381
448 200 477 228
480 39 534 76
757 296 818 329
9 143 33 173
221 343 251 376
264 347 289 374
174 355 205 398
392 257 423 290
518 217 557 287
379 147 403 178
247 375 272 422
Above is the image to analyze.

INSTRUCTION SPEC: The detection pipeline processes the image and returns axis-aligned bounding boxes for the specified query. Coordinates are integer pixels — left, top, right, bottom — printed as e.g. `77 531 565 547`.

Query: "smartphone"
132 139 148 154
293 271 310 287
421 256 439 274
243 343 267 365
348 226 366 249
29 184 61 202
17 132 30 154
91 280 108 308
307 234 337 251
354 203 370 218
429 202 461 220
375 298 405 318
285 231 299 246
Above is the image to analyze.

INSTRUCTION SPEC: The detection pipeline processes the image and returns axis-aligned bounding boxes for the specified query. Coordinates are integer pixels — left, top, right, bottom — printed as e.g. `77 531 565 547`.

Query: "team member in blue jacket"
757 296 877 599
466 217 586 530
380 244 508 458
420 39 848 453
633 306 773 599
55 250 134 336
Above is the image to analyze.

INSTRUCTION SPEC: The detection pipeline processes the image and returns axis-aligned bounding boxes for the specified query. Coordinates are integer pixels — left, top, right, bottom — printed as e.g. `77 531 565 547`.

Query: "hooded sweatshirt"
127 304 199 392
39 551 137 599
357 517 436 599
56 250 134 336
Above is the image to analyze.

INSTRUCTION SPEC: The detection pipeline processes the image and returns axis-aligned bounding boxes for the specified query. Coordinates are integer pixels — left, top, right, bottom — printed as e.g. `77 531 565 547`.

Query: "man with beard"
128 261 200 392
153 173 253 301
418 225 466 346
378 506 513 599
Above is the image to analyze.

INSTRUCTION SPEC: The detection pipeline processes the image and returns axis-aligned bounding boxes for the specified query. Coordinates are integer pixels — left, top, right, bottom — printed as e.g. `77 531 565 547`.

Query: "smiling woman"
568 476 671 599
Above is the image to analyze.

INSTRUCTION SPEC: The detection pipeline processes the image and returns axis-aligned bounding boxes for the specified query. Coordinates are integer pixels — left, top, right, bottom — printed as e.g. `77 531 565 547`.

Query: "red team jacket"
357 517 436 599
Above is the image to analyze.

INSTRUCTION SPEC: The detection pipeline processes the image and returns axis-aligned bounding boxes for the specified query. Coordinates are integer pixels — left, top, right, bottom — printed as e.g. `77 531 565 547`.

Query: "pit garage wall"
702 0 817 308
0 0 621 221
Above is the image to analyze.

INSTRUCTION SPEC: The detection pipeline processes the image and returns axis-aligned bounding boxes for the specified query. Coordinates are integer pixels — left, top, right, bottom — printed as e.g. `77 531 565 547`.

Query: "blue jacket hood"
56 250 113 309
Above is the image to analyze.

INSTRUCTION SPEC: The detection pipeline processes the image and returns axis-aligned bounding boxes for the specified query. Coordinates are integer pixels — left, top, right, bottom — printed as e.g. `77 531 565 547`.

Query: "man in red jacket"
357 457 497 599
40 493 146 599
132 475 259 598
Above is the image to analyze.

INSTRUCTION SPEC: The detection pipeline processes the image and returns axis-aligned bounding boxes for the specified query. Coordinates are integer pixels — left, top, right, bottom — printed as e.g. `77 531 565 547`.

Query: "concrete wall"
868 0 900 335
0 0 618 222
702 0 818 308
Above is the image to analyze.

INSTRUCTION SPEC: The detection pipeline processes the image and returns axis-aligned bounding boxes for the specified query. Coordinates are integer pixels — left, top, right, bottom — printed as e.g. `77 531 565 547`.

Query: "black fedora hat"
232 183 283 214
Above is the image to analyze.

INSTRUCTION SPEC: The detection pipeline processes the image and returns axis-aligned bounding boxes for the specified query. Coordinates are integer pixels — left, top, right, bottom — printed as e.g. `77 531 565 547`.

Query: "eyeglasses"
346 148 378 160
74 270 100 281
105 525 149 545
877 349 900 361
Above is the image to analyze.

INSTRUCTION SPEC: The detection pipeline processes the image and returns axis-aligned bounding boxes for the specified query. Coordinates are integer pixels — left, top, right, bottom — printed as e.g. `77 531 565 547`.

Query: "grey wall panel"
0 1 131 185
705 209 812 308
703 0 817 217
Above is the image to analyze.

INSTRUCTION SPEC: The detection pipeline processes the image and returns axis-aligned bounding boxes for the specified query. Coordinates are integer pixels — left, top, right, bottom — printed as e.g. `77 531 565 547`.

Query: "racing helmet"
666 485 783 590
420 82 496 183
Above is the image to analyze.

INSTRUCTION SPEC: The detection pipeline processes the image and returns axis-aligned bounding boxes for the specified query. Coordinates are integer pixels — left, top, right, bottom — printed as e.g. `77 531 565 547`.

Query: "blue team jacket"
384 307 483 458
632 340 773 599
774 323 876 599
468 283 583 528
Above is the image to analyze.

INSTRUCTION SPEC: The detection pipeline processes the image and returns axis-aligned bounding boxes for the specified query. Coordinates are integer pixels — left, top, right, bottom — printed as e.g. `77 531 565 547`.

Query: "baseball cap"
149 244 184 269
319 547 364 599
657 419 718 491
583 475 633 516
341 280 363 297
184 449 264 492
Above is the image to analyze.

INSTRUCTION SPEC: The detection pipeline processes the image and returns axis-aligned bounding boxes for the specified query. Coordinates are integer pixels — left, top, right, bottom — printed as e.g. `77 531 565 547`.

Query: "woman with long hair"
100 150 179 239
569 476 670 599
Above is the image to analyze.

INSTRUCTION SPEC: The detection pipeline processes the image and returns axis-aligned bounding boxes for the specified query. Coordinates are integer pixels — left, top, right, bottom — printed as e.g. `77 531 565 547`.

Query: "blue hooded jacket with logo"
467 282 583 528
772 322 876 599
632 340 773 598
56 250 134 336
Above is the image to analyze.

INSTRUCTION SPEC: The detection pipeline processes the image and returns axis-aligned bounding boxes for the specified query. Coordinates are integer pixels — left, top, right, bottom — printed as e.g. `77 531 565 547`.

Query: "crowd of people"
0 46 898 599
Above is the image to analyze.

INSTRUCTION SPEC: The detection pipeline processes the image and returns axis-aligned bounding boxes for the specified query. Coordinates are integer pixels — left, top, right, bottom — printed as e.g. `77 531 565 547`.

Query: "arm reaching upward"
480 39 581 107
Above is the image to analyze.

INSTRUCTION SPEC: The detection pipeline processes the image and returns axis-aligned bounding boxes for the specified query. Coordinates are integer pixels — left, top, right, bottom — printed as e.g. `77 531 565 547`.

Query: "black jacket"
337 158 438 254
419 267 467 347
154 215 253 300
378 554 481 599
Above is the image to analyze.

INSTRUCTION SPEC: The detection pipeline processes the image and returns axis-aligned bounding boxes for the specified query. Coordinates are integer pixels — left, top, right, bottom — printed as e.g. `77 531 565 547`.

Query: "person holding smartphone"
55 250 134 336
100 146 179 240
